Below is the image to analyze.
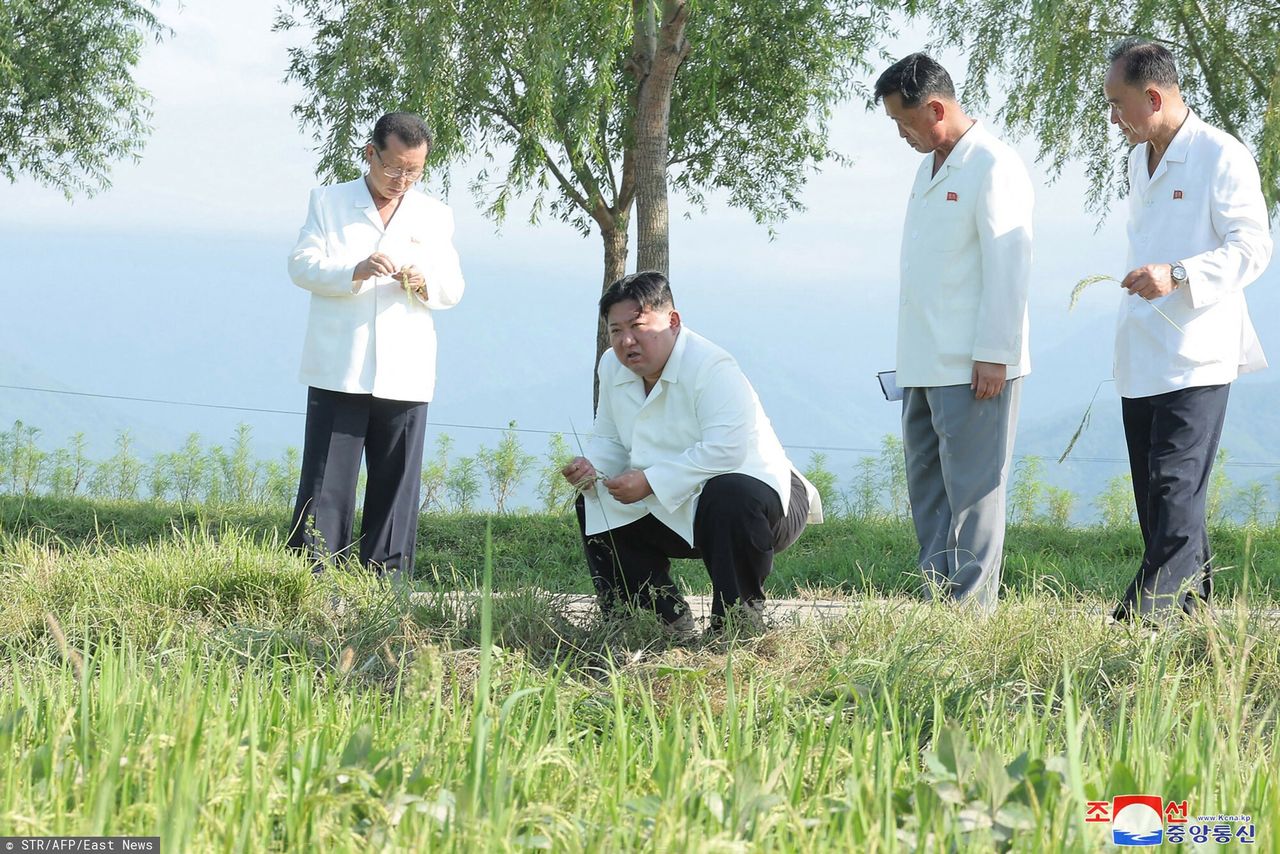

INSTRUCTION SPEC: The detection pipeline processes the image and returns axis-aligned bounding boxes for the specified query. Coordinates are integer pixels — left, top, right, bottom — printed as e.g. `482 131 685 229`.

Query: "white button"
921 200 929 208
911 230 919 238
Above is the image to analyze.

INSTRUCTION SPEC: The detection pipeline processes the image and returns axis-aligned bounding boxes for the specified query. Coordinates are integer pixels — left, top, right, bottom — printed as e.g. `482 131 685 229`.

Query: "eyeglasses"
372 147 424 182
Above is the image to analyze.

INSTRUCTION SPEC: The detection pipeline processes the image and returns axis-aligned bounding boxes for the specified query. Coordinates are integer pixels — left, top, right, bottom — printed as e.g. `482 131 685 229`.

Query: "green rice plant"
0 570 1277 850
1070 273 1184 332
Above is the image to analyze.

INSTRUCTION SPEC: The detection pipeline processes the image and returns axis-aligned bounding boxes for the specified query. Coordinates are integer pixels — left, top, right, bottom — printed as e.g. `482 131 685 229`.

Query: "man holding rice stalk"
1102 39 1272 623
561 272 823 638
286 112 466 578
875 53 1034 614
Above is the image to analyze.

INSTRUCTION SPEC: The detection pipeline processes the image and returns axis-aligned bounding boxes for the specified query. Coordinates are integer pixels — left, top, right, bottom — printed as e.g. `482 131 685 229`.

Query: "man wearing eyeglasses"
286 111 466 578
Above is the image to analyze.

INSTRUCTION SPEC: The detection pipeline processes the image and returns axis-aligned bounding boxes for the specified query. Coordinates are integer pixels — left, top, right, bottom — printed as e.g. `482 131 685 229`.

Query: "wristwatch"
1170 262 1188 289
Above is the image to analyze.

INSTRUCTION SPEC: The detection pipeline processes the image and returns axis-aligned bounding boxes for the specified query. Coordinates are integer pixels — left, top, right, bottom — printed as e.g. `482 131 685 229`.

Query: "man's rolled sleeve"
1182 146 1273 309
288 188 360 296
644 359 754 511
971 157 1033 365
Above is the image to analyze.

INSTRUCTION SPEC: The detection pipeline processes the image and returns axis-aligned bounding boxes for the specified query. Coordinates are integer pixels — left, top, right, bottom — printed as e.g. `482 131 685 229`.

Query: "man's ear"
364 143 376 164
668 309 681 331
1147 87 1163 112
929 99 946 123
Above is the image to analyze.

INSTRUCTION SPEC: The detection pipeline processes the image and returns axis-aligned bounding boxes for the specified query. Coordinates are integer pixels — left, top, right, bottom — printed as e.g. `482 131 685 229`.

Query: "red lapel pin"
1173 190 1184 199
946 191 958 201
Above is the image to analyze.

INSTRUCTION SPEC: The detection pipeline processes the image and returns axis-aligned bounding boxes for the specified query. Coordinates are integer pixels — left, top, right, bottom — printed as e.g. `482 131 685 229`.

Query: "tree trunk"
631 1 690 275
595 221 630 410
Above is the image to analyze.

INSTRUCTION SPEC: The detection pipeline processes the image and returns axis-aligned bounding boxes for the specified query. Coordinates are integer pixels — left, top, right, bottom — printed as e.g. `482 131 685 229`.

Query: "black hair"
371 112 433 151
873 52 956 107
1107 38 1179 88
598 271 675 319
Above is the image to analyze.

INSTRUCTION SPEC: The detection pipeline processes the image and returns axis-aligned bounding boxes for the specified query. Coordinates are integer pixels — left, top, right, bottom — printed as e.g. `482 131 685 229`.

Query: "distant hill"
1 226 1276 519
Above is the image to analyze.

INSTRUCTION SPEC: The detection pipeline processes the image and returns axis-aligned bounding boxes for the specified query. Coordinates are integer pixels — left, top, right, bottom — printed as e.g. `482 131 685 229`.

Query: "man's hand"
353 252 397 282
971 361 1008 400
603 469 652 504
398 265 428 300
1121 264 1175 300
561 456 599 490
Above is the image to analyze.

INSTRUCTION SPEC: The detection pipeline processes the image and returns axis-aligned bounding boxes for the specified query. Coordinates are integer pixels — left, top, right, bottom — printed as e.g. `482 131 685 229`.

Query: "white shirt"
1116 111 1273 398
582 328 823 546
896 121 1034 387
288 178 466 403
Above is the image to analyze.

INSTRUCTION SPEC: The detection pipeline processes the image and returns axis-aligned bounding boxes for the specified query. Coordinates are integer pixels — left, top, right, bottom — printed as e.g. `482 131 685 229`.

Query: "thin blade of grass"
1058 378 1113 464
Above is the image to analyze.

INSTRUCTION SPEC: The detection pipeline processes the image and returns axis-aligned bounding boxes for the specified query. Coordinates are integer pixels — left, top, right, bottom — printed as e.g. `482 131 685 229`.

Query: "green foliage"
420 434 453 513
44 432 90 498
802 452 840 519
88 430 143 501
1044 486 1076 528
0 420 44 495
6 492 1277 603
262 446 302 509
911 0 1280 212
1009 455 1045 525
535 433 576 514
1095 474 1136 529
446 457 481 513
901 727 1063 850
848 456 881 520
476 422 537 514
276 0 892 242
0 0 169 197
0 526 1277 849
879 434 910 520
168 433 208 504
216 423 262 506
1208 448 1233 524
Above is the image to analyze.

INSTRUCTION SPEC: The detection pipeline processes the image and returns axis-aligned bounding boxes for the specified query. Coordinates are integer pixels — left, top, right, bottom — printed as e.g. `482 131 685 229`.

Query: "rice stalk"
1069 273 1185 332
1057 378 1113 464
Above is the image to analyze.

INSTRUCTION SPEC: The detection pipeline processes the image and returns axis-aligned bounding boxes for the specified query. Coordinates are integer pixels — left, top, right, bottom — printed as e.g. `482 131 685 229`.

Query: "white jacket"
583 328 823 546
288 177 466 403
1116 111 1273 398
896 121 1034 387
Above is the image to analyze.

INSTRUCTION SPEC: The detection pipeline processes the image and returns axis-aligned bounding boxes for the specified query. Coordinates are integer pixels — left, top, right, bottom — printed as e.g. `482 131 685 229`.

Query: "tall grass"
0 524 1277 850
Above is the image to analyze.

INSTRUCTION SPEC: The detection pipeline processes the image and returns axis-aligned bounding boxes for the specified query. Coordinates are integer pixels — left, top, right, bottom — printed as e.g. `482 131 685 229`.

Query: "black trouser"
1115 383 1230 621
574 472 810 622
287 387 429 575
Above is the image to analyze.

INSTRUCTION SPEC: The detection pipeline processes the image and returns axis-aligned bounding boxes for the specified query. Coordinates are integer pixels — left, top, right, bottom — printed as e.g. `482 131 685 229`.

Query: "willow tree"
278 0 891 399
0 0 167 197
908 0 1280 214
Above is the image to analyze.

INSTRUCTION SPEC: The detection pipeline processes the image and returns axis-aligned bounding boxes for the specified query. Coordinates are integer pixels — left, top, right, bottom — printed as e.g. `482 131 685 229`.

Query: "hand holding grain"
604 469 652 504
397 265 428 300
353 252 397 282
561 456 600 491
1121 264 1175 301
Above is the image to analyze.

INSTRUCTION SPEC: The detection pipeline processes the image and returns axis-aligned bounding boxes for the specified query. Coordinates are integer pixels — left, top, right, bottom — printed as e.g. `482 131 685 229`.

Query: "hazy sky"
2 1 1276 501
3 2 1131 283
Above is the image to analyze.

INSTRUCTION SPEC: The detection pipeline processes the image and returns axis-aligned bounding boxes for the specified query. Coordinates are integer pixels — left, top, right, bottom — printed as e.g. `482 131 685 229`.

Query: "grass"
3 494 1279 603
0 497 1278 850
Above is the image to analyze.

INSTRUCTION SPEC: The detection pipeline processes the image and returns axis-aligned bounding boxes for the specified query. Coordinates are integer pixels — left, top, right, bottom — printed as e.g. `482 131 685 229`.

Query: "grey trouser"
901 378 1021 612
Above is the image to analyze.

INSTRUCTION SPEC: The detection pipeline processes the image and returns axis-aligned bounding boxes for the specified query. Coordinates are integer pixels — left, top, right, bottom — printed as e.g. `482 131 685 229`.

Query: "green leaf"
1105 760 1139 799
996 802 1037 830
340 723 374 767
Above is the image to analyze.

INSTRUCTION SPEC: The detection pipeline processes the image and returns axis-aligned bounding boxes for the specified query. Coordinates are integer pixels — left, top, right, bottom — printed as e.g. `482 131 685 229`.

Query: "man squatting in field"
561 272 824 637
